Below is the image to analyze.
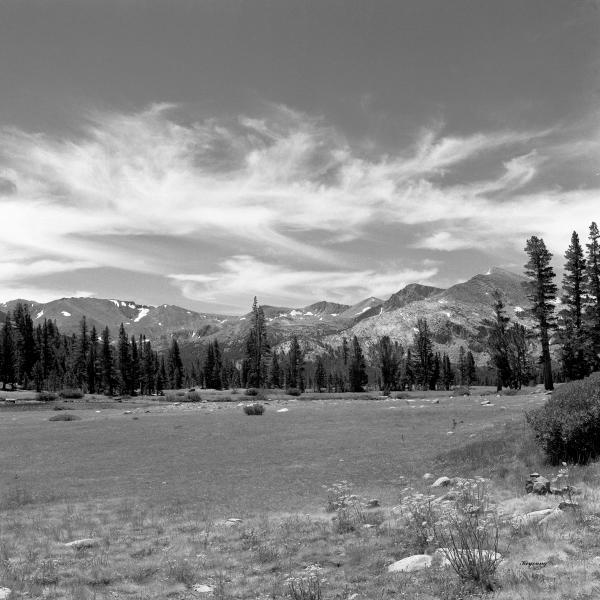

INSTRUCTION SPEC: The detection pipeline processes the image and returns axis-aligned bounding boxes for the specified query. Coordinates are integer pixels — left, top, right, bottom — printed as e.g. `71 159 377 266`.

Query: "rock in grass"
539 508 564 525
431 476 451 488
366 498 380 508
64 538 100 549
388 554 432 572
558 501 579 510
423 473 434 480
193 584 214 593
525 474 551 495
0 588 11 600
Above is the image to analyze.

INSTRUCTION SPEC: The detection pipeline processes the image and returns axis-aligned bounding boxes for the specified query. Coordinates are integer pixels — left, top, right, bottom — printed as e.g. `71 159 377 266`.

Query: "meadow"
1 387 599 599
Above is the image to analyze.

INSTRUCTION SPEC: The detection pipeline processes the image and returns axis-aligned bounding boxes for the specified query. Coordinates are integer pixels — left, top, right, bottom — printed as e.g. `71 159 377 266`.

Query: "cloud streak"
0 102 596 308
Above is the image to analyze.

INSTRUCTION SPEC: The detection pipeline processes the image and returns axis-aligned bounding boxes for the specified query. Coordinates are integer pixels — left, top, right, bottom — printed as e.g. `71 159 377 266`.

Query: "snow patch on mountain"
35 310 44 319
61 311 71 317
134 307 149 322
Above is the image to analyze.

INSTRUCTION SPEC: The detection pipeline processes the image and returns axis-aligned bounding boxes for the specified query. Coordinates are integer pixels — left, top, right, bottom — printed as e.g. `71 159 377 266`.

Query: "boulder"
64 538 100 549
525 474 551 495
193 584 214 593
423 473 434 480
539 508 564 525
388 554 432 573
558 501 579 511
431 476 451 488
366 498 380 508
514 508 555 526
0 588 10 600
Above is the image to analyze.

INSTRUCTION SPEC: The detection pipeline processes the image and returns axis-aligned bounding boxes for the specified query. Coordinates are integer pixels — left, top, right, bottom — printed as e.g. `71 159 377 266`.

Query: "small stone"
124 410 132 414
277 408 289 412
193 584 214 593
446 431 454 435
388 554 432 573
64 538 100 549
0 588 11 600
366 498 380 508
423 473 434 480
431 476 451 488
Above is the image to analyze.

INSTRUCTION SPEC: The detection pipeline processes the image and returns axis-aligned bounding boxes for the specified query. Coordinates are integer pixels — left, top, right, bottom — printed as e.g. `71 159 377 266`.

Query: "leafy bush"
286 387 302 396
526 372 600 464
37 392 58 402
243 403 265 415
245 388 259 396
453 386 471 396
59 388 84 399
49 413 81 421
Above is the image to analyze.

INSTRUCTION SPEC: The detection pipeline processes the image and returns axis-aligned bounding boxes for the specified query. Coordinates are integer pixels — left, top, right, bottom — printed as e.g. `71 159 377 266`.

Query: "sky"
0 0 599 314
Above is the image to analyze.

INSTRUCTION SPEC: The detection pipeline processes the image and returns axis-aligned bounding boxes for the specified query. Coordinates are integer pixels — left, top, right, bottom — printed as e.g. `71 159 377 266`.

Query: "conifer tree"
429 352 440 390
458 346 466 385
130 336 139 394
524 236 557 390
403 348 414 390
441 353 454 390
586 222 600 369
314 355 326 392
87 325 99 393
1 313 16 390
287 336 305 390
348 335 368 392
269 351 281 388
412 318 433 390
244 297 270 388
168 338 184 389
377 335 399 394
101 326 114 396
560 230 588 379
466 351 477 386
117 323 132 394
487 290 512 390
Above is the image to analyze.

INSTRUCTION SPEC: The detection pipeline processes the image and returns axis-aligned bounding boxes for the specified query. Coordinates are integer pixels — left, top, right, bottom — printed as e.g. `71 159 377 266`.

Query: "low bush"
454 386 471 396
37 391 58 402
243 403 265 415
210 396 234 403
245 388 259 396
184 391 202 402
286 387 302 396
59 388 84 399
526 372 600 464
49 413 81 421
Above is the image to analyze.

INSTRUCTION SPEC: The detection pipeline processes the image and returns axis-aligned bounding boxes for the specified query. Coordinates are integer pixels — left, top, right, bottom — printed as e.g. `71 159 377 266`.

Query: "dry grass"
1 385 600 598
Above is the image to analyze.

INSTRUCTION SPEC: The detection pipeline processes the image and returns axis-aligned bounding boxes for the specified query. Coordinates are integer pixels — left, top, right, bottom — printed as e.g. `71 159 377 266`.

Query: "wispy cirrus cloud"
0 101 596 308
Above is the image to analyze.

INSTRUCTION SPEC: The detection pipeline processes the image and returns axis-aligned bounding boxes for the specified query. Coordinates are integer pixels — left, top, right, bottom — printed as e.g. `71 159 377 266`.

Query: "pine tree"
441 353 454 390
13 303 36 386
1 313 16 390
378 335 398 394
130 336 139 394
117 323 132 394
342 337 349 366
87 325 99 393
269 351 281 388
348 336 368 392
412 318 433 390
429 352 440 390
466 351 477 386
168 338 184 389
314 355 326 392
524 236 557 390
560 230 588 379
244 297 270 388
101 326 114 396
403 348 414 390
458 346 466 385
287 336 305 390
487 290 512 390
75 317 89 389
586 222 600 370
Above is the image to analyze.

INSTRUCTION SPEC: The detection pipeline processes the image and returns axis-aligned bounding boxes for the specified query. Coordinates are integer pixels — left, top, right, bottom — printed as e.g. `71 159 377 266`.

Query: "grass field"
2 386 599 599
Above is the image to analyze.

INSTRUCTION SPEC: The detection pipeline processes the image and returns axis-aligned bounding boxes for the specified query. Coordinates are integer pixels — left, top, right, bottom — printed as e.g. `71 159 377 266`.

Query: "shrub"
526 372 600 464
245 388 259 396
286 387 302 396
165 393 180 402
184 391 202 402
37 391 58 402
243 403 265 415
454 386 470 396
59 388 84 399
49 413 81 421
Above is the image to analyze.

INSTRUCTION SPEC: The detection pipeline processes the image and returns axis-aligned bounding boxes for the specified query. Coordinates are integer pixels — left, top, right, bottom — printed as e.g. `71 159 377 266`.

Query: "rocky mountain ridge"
0 267 534 363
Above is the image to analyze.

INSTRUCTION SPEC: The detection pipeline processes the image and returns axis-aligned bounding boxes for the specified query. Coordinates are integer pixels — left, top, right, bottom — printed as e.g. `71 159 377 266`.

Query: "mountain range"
0 267 534 365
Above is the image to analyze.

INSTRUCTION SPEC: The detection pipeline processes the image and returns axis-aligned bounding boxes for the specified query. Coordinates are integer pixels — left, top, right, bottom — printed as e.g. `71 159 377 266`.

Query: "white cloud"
0 102 596 307
169 255 439 306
